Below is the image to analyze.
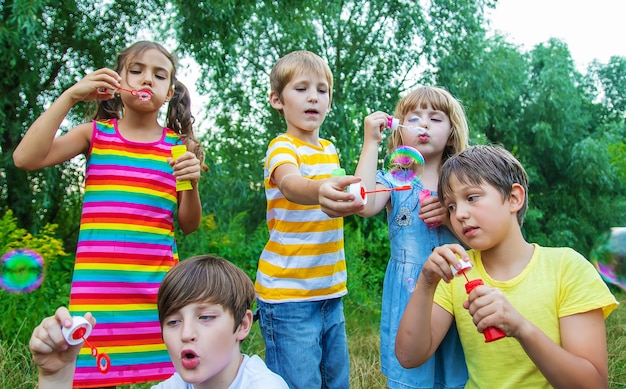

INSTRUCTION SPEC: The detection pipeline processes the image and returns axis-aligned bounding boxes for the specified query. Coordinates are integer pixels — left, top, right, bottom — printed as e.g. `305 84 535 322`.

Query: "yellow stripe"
255 281 347 300
93 148 165 163
88 185 176 202
79 343 167 355
80 223 172 235
74 263 171 273
258 258 346 279
70 304 156 311
270 218 342 233
264 239 342 256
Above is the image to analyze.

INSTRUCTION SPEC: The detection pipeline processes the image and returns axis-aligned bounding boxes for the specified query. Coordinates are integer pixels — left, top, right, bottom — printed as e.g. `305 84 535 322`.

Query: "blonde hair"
386 86 469 166
270 50 334 111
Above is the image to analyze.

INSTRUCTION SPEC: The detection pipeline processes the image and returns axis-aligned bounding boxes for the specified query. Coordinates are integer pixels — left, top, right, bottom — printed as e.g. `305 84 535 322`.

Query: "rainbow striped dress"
68 119 179 387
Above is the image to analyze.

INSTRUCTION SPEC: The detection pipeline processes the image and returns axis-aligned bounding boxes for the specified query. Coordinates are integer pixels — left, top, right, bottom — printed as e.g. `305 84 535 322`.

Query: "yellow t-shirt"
434 244 618 389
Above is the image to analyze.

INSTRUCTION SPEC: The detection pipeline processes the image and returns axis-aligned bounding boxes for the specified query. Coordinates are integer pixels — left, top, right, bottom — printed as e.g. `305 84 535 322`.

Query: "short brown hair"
270 50 334 106
438 144 529 226
158 255 255 331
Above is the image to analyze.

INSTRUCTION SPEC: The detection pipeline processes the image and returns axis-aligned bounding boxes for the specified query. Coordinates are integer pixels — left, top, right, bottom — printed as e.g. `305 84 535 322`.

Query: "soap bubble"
590 227 626 291
383 146 425 185
0 249 45 293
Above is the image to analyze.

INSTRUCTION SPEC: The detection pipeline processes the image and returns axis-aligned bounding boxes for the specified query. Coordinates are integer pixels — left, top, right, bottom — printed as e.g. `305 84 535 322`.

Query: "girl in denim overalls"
355 86 470 389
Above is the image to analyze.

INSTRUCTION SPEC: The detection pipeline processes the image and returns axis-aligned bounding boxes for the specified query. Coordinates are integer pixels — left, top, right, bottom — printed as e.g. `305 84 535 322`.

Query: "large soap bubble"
0 249 45 293
590 227 626 291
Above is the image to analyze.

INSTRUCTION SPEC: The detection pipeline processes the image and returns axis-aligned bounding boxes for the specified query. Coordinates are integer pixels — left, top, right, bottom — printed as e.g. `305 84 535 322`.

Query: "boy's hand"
418 193 448 227
29 307 96 381
421 244 470 286
464 283 522 338
319 176 365 217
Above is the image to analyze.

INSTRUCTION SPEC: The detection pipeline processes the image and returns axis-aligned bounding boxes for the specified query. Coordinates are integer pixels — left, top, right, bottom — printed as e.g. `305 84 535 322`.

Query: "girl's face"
400 102 452 160
121 48 175 109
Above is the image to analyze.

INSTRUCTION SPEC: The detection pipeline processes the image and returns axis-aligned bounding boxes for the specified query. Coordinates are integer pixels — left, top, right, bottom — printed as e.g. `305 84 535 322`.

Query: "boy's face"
162 302 251 386
401 103 452 160
270 70 330 143
443 175 519 251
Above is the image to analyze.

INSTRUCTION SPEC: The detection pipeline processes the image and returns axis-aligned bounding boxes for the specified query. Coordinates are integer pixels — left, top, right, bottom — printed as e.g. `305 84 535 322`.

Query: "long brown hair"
92 41 206 170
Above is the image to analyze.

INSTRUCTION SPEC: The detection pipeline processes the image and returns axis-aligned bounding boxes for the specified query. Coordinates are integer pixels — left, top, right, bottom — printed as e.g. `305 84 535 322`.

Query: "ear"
509 183 525 214
269 91 283 111
235 309 253 342
163 85 175 103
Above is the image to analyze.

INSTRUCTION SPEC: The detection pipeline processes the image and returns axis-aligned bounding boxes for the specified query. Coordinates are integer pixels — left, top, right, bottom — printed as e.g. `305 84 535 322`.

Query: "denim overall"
377 170 468 389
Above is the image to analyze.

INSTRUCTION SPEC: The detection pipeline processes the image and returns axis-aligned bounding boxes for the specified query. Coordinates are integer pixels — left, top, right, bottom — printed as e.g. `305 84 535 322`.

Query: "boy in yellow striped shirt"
255 50 361 389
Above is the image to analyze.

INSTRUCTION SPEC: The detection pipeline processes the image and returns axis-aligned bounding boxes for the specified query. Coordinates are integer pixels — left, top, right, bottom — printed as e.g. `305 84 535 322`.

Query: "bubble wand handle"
171 145 193 191
464 278 507 343
364 185 412 194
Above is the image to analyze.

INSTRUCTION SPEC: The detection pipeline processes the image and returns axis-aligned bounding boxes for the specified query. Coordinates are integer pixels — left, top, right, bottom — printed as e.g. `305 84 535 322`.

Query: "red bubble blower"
452 262 507 343
348 183 412 205
62 316 111 374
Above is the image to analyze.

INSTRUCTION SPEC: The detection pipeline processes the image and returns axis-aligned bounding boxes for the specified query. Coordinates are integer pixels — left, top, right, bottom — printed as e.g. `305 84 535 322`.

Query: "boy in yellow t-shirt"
396 144 618 389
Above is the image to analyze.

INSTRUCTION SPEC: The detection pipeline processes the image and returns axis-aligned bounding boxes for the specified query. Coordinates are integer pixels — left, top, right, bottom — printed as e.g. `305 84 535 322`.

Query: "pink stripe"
74 362 174 376
76 241 172 250
92 323 163 335
76 245 173 257
83 201 168 213
89 165 173 180
71 281 160 289
82 205 170 219
71 285 161 294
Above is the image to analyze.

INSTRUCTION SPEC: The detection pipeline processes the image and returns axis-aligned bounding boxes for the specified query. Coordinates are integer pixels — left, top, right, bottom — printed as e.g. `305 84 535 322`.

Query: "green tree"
1 0 166 245
171 0 496 234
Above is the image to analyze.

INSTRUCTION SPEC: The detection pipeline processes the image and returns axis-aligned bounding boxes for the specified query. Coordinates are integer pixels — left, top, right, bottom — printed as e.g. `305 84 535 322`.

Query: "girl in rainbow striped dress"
13 40 206 388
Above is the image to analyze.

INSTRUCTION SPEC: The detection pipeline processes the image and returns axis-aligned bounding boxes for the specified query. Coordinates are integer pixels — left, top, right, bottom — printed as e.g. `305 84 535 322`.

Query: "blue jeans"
258 298 350 389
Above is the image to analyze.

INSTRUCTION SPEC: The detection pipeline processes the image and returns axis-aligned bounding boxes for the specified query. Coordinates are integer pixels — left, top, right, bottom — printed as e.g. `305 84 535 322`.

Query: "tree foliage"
1 0 165 245
2 0 624 267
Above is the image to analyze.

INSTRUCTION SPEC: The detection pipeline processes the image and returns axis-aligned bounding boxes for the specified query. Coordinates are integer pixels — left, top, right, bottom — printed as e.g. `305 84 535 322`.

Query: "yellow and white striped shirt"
255 133 347 302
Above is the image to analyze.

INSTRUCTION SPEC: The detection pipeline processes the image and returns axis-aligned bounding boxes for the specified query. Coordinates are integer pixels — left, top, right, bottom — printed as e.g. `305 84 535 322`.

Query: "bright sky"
486 0 626 70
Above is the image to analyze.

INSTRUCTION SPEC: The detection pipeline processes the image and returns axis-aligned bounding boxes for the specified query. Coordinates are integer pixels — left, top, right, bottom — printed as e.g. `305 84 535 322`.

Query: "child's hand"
463 284 523 338
29 307 96 377
418 193 448 227
169 150 202 184
363 111 389 145
319 176 364 217
66 68 122 103
421 244 470 286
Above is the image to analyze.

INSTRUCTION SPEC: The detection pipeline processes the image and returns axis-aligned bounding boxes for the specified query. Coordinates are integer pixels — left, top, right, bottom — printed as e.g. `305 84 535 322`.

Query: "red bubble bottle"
454 262 506 343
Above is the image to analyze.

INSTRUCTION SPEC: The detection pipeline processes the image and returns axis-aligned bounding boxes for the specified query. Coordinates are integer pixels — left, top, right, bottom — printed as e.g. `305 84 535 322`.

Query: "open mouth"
180 349 199 369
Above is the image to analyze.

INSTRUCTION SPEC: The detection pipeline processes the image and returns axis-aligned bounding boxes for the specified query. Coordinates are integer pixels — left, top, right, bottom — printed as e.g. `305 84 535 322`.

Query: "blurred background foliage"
1 0 625 356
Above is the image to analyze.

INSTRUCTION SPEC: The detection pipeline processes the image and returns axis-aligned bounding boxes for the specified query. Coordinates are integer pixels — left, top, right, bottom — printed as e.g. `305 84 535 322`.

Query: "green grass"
3 291 625 389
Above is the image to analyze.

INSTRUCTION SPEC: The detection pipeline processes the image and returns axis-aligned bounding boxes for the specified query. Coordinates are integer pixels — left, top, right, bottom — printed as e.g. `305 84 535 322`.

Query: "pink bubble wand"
98 87 153 101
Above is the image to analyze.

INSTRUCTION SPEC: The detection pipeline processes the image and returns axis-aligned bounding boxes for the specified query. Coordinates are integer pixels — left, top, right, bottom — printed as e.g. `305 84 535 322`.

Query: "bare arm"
396 245 467 367
274 163 329 205
514 310 608 388
13 68 121 170
354 111 391 217
170 145 203 234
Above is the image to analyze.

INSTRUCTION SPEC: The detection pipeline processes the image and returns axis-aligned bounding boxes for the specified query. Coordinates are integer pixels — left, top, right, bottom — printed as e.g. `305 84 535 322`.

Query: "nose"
453 202 470 221
141 72 154 87
181 321 197 342
307 89 318 103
